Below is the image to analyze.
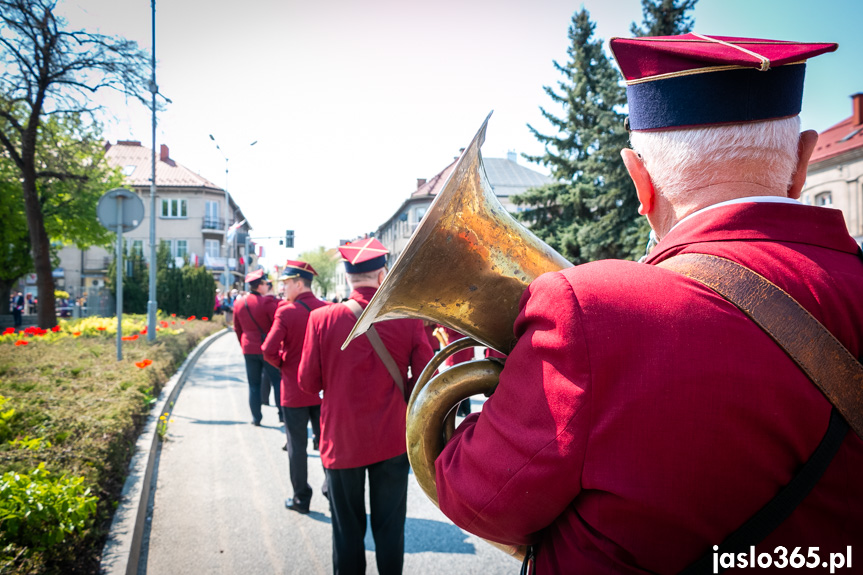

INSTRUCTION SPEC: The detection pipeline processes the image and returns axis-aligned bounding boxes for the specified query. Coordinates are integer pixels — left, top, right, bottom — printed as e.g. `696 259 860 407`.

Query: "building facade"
375 150 551 263
802 93 863 243
55 141 256 294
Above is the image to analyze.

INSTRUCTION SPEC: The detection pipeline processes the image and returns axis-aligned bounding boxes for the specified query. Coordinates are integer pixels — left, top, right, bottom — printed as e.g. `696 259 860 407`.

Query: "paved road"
140 332 519 574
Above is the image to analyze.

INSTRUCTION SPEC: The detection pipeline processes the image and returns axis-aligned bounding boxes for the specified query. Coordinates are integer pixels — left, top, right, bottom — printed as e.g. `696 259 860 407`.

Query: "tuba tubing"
407 339 525 560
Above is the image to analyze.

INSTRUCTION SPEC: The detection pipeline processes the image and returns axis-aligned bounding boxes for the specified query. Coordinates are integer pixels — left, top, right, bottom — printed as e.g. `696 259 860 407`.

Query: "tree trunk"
21 169 57 328
0 280 12 316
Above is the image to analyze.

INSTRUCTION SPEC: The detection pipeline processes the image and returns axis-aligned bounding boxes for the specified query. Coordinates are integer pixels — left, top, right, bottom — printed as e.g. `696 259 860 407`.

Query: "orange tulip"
15 340 28 346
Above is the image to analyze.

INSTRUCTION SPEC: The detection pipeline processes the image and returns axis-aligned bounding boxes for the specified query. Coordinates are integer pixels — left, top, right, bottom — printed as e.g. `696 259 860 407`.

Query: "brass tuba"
342 112 572 558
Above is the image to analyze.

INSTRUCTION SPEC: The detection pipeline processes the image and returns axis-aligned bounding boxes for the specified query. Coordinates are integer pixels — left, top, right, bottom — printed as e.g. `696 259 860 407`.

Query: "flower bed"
0 314 222 574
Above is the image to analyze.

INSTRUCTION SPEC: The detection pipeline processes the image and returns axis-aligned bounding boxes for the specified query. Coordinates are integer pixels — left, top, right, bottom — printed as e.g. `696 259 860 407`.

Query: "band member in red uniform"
439 327 476 416
262 260 329 513
233 268 281 426
298 238 433 575
435 35 863 573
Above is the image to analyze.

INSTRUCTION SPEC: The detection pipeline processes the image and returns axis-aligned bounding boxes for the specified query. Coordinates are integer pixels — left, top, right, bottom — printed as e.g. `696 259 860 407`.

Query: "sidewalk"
137 332 517 574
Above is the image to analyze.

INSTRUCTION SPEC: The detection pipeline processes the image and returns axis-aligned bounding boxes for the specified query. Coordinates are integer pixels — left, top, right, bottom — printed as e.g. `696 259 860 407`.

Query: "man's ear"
621 148 655 215
787 130 818 200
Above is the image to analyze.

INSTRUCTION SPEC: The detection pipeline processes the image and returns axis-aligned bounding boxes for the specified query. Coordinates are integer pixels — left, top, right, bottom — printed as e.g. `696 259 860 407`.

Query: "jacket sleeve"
407 320 434 397
297 311 323 395
262 305 287 368
233 298 244 344
434 271 592 546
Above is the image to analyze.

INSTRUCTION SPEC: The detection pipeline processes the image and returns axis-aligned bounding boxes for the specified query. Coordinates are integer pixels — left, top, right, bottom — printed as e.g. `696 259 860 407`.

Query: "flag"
256 244 265 258
226 219 245 243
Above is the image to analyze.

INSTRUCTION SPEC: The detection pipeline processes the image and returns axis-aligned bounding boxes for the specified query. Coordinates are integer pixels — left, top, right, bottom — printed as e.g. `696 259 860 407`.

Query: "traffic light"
285 230 294 248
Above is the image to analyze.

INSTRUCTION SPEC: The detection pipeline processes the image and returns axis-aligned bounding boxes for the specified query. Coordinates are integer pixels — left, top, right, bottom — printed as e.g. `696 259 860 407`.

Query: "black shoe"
312 438 319 451
282 442 287 451
252 420 261 427
285 498 310 514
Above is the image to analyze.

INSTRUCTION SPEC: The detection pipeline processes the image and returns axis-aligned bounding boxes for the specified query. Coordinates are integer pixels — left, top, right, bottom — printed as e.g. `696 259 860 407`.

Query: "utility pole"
146 0 158 342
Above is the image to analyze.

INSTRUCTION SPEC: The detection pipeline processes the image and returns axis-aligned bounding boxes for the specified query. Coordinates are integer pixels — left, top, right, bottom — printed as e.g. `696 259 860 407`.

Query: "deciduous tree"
297 246 339 299
0 0 149 327
0 109 122 312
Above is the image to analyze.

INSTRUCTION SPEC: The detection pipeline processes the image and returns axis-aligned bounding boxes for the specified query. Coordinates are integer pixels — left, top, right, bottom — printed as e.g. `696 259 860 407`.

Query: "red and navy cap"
338 238 388 273
608 34 837 131
280 259 318 281
245 268 266 283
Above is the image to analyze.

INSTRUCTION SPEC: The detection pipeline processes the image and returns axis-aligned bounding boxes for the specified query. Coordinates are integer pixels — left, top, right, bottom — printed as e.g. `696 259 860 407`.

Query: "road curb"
99 327 231 575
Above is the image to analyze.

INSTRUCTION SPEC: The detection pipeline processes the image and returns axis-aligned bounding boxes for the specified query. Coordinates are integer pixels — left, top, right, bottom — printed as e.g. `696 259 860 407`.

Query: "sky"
57 0 863 269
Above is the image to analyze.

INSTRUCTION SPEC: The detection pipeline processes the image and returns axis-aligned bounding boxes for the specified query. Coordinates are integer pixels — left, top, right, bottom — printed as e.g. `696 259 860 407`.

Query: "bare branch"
36 170 88 181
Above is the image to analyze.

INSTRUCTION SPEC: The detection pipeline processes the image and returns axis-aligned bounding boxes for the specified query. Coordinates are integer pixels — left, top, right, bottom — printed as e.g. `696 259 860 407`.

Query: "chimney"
160 144 170 162
416 178 426 190
507 149 518 163
853 93 863 127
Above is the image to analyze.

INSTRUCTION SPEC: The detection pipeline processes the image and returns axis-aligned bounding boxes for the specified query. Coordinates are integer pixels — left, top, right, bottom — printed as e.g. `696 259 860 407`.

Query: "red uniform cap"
608 34 837 131
280 259 318 281
245 268 265 283
339 238 389 274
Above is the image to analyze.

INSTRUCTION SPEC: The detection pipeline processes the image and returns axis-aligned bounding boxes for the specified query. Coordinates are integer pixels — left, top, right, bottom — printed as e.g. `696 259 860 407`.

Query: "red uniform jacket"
298 286 434 469
233 293 279 355
435 202 863 573
442 326 475 366
262 291 329 408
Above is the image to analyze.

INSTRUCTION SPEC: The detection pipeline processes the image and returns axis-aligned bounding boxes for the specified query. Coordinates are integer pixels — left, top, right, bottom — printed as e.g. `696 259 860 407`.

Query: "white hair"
629 116 801 203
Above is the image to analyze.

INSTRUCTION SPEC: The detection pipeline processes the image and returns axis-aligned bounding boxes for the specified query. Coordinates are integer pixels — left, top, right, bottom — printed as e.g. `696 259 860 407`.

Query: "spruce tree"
631 0 697 36
515 1 698 264
516 9 629 264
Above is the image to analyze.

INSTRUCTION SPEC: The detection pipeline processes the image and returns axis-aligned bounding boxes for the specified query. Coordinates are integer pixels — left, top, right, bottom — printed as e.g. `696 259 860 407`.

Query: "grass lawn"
0 314 224 574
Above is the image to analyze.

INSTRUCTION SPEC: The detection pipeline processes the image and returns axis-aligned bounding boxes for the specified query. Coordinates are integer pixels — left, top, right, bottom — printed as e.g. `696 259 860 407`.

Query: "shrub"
0 463 98 551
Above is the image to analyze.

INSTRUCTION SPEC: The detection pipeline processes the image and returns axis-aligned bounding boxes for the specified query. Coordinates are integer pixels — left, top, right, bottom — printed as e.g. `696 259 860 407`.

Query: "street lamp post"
208 136 257 290
209 135 231 289
147 0 158 343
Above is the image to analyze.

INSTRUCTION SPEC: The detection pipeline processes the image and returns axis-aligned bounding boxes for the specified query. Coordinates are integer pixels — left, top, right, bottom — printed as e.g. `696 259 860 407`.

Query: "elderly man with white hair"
434 34 863 574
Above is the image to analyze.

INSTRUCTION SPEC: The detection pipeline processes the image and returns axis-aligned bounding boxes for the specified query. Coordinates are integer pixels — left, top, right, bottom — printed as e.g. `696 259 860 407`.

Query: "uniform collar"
349 286 378 307
294 291 317 304
645 201 858 265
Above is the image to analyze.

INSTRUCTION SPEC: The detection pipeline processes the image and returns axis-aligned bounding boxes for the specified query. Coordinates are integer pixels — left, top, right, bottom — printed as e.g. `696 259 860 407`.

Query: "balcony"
202 217 226 231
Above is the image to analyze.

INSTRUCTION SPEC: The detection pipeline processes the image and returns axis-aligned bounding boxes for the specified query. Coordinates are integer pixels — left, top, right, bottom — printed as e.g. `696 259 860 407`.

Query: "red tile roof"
809 112 863 166
105 141 222 189
411 158 456 198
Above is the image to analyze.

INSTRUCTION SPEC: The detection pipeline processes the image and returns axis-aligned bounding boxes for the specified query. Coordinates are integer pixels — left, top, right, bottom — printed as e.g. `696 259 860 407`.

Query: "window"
205 201 220 229
161 198 187 218
814 192 832 207
175 240 188 258
130 240 144 256
205 239 220 258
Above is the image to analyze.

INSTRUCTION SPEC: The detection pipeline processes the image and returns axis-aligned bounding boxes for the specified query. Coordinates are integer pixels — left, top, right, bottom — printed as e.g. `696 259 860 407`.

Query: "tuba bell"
342 112 572 558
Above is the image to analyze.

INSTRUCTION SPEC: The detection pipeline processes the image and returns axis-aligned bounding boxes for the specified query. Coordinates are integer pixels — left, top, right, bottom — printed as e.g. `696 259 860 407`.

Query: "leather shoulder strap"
657 252 863 439
243 295 267 343
343 300 407 401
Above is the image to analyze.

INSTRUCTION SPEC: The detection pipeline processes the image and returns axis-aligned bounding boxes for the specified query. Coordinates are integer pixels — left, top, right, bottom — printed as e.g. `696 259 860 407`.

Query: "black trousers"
242 354 281 424
282 404 326 504
325 453 409 575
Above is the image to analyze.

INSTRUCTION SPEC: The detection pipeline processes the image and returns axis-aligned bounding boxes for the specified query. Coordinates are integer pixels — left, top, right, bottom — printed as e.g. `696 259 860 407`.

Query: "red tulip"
15 340 28 346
